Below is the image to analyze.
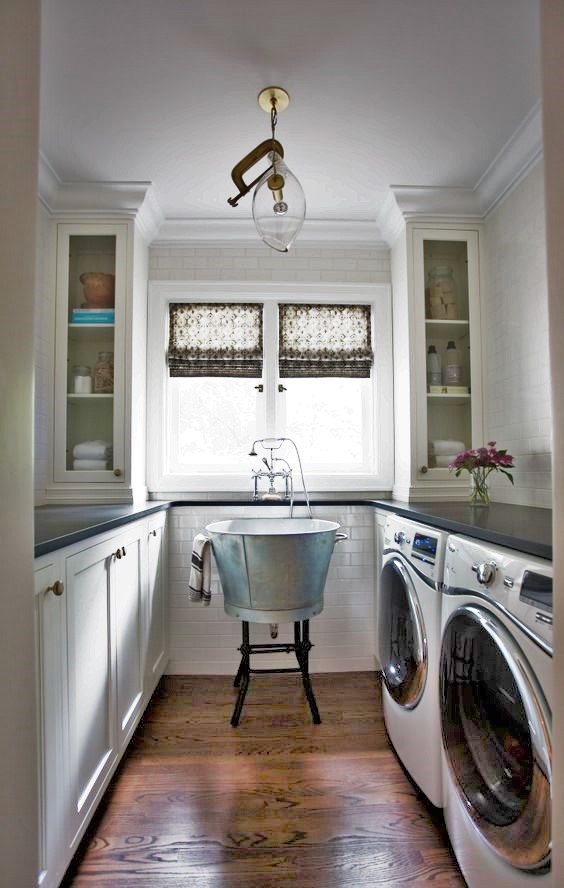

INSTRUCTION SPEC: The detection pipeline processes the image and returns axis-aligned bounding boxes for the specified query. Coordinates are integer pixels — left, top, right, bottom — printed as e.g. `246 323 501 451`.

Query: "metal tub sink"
206 518 342 623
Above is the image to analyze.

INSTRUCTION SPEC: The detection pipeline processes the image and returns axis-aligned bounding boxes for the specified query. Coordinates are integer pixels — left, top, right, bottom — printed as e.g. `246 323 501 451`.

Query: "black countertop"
34 502 169 557
370 500 552 561
35 498 552 561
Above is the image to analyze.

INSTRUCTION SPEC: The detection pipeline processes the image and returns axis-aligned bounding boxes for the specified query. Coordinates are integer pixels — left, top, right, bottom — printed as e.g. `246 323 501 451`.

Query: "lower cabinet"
34 513 168 888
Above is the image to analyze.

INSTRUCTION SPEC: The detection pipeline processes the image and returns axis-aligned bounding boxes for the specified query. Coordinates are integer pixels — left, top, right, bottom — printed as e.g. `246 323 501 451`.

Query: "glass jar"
72 365 92 394
428 265 457 319
94 351 114 393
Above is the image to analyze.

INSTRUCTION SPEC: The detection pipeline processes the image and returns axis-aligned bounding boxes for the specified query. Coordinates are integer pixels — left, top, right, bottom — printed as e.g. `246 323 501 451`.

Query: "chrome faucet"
248 437 312 518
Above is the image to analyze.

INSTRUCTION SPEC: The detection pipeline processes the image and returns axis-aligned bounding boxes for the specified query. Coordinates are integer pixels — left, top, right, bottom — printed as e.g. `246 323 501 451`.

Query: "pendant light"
227 87 306 252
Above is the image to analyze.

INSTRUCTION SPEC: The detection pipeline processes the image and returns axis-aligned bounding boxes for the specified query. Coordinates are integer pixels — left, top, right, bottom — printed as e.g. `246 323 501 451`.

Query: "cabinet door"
412 228 483 484
35 558 68 888
112 522 145 748
53 222 128 484
65 537 118 849
146 512 168 696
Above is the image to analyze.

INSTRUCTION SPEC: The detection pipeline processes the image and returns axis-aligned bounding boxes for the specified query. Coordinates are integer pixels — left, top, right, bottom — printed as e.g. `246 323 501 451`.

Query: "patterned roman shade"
279 303 373 377
168 303 263 377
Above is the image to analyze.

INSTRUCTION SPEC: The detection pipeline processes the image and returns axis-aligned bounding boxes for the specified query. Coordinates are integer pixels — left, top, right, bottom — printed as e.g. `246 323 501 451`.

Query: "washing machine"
441 534 552 887
378 514 449 807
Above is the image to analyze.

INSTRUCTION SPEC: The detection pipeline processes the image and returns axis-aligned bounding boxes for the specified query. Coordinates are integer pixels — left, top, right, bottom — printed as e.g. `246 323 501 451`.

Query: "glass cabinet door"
53 223 127 483
413 228 483 479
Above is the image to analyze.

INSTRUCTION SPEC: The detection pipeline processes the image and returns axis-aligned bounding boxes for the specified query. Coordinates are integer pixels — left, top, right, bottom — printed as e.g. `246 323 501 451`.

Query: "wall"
540 1 564 881
0 0 40 884
483 161 552 507
167 505 376 674
34 201 53 504
149 240 391 284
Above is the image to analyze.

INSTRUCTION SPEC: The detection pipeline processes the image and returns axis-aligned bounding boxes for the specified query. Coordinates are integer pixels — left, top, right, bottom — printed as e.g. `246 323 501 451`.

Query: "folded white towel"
429 439 465 455
434 454 456 468
73 440 113 460
188 533 211 606
73 459 108 470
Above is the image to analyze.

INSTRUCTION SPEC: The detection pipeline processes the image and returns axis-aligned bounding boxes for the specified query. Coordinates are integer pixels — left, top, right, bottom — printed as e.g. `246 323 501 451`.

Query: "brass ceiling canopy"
227 86 306 253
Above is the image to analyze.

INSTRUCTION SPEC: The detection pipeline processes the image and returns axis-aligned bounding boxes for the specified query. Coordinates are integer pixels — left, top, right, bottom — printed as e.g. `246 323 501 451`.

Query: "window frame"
147 281 393 493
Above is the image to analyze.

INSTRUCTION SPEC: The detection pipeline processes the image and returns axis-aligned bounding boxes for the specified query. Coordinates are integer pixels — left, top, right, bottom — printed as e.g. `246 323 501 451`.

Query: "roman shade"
168 302 263 377
279 303 373 377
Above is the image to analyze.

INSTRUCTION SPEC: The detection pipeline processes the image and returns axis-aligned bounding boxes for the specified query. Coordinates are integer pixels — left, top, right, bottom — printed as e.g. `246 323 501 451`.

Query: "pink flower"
448 441 514 485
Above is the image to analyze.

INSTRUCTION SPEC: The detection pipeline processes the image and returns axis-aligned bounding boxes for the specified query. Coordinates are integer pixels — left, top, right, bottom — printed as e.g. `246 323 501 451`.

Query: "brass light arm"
228 138 284 206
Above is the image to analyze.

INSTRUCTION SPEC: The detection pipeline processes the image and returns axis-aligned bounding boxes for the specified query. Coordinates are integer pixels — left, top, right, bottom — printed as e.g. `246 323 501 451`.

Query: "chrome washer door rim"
379 556 428 710
440 604 551 871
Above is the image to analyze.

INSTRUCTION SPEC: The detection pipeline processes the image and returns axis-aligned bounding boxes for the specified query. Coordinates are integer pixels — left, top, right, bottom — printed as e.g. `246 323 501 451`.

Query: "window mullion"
263 301 279 437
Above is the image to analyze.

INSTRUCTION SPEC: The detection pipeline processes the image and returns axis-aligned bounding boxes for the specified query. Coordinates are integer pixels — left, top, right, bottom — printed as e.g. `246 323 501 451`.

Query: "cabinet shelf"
67 393 113 401
427 393 471 406
425 319 469 338
68 324 114 342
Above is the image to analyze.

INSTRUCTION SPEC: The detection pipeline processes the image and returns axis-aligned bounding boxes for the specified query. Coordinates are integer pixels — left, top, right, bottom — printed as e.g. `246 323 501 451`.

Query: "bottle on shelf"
426 345 442 387
443 340 463 385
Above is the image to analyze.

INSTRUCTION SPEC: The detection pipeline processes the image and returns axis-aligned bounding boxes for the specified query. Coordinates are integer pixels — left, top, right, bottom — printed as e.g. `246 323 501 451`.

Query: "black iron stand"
231 620 321 727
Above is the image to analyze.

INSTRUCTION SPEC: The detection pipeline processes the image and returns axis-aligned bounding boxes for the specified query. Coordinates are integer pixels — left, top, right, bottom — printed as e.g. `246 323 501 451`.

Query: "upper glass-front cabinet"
412 228 483 480
53 223 127 484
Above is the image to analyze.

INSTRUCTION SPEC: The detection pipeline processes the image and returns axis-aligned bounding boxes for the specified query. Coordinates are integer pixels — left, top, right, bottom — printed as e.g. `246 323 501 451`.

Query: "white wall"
149 241 391 284
34 201 53 504
167 505 376 674
0 1 40 884
483 161 552 507
540 1 564 881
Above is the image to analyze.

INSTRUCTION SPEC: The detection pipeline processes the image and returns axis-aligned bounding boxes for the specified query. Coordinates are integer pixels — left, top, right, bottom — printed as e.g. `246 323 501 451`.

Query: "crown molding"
475 102 543 216
154 217 384 245
378 103 543 244
37 154 164 241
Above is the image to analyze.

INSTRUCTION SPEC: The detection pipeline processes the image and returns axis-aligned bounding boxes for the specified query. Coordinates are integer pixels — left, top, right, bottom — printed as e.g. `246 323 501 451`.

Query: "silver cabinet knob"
476 561 497 586
113 468 123 477
420 465 429 474
46 580 64 597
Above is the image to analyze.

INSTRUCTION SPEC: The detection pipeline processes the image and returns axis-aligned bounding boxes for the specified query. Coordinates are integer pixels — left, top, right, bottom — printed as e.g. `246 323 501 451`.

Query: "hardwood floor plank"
61 672 465 888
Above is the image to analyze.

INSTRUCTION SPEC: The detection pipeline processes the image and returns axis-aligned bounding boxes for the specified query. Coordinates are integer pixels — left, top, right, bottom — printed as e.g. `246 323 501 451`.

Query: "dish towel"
73 459 108 470
429 439 465 455
188 533 212 606
73 440 113 460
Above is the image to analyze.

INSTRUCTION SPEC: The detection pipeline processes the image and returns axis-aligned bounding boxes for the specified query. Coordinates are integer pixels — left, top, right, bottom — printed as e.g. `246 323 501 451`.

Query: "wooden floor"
62 672 466 887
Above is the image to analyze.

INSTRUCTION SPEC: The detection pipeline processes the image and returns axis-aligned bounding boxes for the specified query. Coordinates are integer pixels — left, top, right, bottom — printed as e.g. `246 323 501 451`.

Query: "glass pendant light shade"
252 153 306 252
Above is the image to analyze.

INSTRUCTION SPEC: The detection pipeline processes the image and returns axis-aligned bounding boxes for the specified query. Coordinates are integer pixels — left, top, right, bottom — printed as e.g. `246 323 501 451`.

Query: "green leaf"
499 469 514 485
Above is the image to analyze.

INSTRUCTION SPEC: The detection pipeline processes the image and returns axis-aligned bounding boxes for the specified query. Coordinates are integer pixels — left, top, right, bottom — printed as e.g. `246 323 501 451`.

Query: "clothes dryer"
441 535 552 887
378 514 449 807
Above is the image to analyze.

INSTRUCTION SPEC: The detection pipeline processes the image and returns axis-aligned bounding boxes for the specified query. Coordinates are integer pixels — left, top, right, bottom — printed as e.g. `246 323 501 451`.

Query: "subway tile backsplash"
166 505 376 675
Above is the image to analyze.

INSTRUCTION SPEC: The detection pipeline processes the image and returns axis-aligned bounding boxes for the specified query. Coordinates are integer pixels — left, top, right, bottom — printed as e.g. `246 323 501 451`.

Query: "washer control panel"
383 514 448 583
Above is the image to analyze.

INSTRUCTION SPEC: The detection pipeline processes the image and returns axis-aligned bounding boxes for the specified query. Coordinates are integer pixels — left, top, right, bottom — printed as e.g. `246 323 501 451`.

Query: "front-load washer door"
440 604 551 872
379 557 427 709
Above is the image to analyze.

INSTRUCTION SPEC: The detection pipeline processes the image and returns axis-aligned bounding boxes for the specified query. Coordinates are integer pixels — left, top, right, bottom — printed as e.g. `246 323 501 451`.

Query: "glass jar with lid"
94 351 114 393
428 265 457 319
72 365 92 394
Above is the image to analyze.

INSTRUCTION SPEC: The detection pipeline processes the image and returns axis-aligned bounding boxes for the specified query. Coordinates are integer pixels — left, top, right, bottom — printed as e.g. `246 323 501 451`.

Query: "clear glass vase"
469 471 490 506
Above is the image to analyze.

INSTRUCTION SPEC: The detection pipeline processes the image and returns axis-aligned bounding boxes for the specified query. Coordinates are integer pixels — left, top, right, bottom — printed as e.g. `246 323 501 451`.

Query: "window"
147 282 393 492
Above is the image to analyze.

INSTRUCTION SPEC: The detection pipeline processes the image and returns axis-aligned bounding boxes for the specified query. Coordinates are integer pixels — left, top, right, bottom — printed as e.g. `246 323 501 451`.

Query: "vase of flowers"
448 442 515 506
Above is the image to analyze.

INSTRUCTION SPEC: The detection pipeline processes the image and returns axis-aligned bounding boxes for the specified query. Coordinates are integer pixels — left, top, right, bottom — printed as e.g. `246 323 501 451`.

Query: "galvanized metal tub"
206 518 342 623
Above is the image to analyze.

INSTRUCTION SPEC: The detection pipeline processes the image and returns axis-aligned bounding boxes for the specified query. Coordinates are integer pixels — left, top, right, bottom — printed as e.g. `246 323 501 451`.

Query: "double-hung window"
147 282 393 492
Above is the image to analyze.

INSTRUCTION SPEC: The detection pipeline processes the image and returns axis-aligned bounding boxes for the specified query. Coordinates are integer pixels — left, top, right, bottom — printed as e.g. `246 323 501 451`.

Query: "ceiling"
39 0 541 228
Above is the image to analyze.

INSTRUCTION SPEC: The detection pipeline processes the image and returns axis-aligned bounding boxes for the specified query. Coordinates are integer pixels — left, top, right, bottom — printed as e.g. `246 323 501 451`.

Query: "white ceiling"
40 0 541 227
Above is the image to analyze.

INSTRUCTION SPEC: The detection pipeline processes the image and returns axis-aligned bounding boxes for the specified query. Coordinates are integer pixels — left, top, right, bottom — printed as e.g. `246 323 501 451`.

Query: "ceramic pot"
79 272 115 308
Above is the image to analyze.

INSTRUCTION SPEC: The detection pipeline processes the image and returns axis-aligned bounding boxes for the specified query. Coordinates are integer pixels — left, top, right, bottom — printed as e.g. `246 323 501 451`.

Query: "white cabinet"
113 523 145 748
34 558 68 888
146 511 168 695
46 219 149 504
34 513 168 886
66 535 126 849
392 224 483 500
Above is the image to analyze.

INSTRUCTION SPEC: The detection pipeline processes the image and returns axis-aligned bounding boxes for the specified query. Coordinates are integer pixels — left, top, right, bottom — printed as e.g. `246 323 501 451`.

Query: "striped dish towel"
188 532 211 606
